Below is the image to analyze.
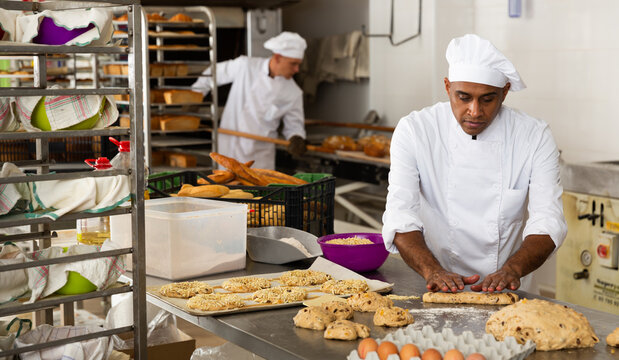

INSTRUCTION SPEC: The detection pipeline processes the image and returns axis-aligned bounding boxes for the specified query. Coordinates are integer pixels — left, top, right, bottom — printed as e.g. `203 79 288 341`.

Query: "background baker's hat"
446 34 526 91
264 31 307 59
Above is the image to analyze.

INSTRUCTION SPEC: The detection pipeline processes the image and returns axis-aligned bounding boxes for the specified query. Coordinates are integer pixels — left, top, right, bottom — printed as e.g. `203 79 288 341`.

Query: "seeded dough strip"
422 291 519 305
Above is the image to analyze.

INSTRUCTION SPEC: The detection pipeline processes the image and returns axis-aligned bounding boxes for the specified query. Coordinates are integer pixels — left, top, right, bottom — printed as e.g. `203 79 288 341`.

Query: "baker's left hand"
287 135 307 156
470 265 521 292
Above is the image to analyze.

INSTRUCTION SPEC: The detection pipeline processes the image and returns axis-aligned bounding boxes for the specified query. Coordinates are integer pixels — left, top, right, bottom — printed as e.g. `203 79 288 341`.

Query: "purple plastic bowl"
33 17 95 45
317 233 389 272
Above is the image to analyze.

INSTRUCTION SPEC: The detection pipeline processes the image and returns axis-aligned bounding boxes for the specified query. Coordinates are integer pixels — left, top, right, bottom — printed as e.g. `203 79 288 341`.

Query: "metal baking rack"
107 6 219 172
0 0 147 358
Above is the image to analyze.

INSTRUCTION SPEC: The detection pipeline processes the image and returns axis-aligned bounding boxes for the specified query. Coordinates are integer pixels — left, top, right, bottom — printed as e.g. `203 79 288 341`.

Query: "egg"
421 348 442 360
358 338 379 359
465 354 487 360
399 343 421 360
443 349 464 360
376 341 399 360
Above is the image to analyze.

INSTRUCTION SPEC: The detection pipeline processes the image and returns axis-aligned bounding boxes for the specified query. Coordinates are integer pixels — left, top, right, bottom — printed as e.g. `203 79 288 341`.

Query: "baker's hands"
471 265 521 292
425 270 480 293
287 135 307 156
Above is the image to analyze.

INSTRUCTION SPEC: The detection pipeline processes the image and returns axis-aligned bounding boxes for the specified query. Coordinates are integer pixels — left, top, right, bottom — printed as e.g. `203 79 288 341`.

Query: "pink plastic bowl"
317 233 389 272
33 17 95 45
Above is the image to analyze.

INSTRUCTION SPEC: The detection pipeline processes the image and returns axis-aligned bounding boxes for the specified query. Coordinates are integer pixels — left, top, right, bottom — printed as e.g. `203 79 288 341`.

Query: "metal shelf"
0 282 133 318
0 87 129 97
148 32 208 39
151 127 210 134
0 168 130 185
0 127 130 140
0 207 131 228
0 44 130 55
150 135 212 147
148 46 211 51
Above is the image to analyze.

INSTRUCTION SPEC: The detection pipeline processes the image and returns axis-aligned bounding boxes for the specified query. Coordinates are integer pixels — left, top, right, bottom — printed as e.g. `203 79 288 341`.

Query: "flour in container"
278 237 313 257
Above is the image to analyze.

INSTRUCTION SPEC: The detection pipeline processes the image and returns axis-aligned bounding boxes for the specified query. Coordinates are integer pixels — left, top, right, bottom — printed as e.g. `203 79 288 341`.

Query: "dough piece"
373 306 414 327
347 291 394 312
293 306 336 330
486 299 599 350
320 279 369 295
186 293 244 311
422 291 518 305
324 320 370 340
606 327 619 347
221 276 271 293
322 301 354 320
159 281 213 298
279 269 332 286
252 286 306 304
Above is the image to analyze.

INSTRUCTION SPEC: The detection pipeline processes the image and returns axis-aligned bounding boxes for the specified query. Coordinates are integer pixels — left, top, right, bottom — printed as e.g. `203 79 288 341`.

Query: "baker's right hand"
425 271 480 293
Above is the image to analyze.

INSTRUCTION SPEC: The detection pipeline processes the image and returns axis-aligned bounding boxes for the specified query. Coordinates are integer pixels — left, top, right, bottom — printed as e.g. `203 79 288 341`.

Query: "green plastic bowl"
31 96 105 131
55 271 97 295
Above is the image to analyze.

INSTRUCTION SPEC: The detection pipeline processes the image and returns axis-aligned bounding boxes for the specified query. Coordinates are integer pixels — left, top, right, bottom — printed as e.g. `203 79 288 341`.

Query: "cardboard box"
117 329 195 360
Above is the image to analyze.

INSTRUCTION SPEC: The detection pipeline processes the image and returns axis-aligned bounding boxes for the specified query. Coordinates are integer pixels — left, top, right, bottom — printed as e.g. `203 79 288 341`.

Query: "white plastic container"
110 197 247 280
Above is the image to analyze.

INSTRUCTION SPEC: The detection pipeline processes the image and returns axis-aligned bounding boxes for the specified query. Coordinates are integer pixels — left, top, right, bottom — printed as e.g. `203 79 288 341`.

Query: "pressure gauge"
580 250 592 267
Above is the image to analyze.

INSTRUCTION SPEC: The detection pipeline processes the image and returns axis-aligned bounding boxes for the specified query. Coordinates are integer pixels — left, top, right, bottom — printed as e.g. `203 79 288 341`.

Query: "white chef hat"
446 34 526 91
264 31 307 59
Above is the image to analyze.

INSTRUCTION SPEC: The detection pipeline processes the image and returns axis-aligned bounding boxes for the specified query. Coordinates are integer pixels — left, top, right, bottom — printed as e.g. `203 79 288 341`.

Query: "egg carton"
347 325 536 360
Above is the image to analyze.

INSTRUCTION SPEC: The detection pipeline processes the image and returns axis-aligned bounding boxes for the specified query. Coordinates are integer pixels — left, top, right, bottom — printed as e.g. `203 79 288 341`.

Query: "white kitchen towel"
0 163 30 216
15 8 113 46
15 94 118 132
0 10 20 41
0 244 29 304
298 30 369 100
14 324 113 360
28 174 130 220
0 97 19 132
26 242 126 303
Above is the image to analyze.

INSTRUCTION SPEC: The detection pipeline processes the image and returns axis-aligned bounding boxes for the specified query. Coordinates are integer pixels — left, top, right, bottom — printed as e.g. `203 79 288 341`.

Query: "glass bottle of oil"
77 157 112 245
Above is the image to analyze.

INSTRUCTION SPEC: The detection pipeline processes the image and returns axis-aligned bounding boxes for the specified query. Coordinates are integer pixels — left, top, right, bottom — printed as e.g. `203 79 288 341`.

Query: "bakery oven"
557 190 619 314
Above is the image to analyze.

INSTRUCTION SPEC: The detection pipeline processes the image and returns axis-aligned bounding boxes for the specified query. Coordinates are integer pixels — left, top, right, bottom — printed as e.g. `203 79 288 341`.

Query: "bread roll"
221 190 254 199
322 135 359 151
169 13 193 22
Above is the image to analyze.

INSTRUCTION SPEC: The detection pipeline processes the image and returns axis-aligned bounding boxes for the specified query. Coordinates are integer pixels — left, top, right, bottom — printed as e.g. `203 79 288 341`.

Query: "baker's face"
273 54 302 79
444 78 510 136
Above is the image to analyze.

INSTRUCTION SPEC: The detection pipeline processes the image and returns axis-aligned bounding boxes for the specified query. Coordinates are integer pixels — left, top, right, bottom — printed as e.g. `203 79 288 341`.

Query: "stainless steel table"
146 256 619 360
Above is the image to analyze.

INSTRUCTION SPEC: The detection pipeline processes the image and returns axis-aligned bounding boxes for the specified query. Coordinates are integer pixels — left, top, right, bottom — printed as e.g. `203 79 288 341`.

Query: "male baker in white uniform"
192 32 307 170
382 34 567 293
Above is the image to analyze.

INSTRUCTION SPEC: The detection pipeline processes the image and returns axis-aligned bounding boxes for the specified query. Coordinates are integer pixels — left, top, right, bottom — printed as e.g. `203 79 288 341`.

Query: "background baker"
192 31 308 170
382 34 568 293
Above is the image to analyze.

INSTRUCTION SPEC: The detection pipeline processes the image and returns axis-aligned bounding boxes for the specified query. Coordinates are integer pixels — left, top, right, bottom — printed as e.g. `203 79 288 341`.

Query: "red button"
597 244 609 258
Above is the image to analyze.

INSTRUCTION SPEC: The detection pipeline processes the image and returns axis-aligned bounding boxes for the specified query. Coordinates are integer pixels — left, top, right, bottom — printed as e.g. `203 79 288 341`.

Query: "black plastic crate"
147 171 335 237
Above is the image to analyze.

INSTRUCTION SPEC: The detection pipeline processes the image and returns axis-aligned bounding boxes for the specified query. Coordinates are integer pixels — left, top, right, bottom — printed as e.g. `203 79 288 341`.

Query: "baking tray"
147 257 393 316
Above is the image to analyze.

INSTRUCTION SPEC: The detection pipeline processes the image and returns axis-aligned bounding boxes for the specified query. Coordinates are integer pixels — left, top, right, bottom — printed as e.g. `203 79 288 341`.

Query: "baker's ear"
273 53 282 63
502 82 511 100
444 77 451 95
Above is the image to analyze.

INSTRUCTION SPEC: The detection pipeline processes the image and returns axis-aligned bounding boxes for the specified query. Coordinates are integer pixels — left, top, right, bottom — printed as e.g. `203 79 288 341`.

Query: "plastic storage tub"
110 197 247 280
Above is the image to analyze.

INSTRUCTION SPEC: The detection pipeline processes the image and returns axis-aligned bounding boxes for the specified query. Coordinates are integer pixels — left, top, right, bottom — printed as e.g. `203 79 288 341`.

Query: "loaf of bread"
147 13 167 21
114 14 128 21
169 13 193 22
176 64 189 76
252 168 308 185
209 152 270 186
149 63 164 77
160 116 200 131
151 151 167 166
150 89 166 103
168 153 197 168
178 184 230 198
205 170 235 184
220 189 254 199
322 135 359 151
163 90 203 104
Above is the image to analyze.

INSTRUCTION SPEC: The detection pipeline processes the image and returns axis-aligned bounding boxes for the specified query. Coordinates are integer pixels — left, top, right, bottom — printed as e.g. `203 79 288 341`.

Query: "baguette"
207 171 235 184
220 189 254 199
177 184 230 198
252 168 308 185
209 152 269 186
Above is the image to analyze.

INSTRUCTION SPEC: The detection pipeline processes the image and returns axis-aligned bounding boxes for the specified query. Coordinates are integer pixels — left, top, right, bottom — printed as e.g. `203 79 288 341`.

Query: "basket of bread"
146 153 336 236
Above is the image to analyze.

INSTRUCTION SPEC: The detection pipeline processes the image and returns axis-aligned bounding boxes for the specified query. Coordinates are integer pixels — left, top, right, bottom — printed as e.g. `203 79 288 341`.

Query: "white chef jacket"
382 102 567 285
192 56 306 170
